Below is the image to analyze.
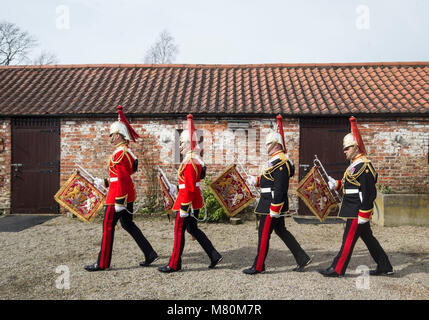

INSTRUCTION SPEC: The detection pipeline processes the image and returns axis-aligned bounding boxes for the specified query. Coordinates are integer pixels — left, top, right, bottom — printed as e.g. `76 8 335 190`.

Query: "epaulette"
342 156 376 188
263 153 291 181
178 152 199 178
108 143 128 175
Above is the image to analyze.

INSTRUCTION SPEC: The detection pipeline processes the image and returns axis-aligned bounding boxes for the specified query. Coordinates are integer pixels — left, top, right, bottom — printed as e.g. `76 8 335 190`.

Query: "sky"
1 0 428 65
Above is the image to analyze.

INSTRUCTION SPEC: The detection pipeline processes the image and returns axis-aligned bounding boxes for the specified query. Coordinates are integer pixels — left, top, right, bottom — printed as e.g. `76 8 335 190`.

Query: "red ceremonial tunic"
172 155 204 210
105 144 137 205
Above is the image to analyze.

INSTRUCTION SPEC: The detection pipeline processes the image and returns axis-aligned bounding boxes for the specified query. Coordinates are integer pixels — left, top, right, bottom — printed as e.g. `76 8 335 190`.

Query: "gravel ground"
0 213 428 300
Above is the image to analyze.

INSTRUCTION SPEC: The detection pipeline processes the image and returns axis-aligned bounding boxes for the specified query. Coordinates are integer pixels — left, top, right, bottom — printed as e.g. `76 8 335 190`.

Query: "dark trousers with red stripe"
97 203 157 269
331 219 393 275
169 210 220 270
253 215 310 272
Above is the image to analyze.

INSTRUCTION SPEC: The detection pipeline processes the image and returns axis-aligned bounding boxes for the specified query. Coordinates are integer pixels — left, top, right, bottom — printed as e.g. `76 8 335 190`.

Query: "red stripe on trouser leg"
256 215 272 272
335 219 358 275
169 213 184 270
100 205 115 269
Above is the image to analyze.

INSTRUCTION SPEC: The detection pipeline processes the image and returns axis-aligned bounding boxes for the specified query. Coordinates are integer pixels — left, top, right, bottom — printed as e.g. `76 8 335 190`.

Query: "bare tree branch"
0 21 38 65
33 50 59 65
144 29 179 64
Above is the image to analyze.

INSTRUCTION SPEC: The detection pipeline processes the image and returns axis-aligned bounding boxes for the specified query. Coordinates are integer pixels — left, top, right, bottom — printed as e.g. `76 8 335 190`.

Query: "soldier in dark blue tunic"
243 131 311 275
318 117 393 277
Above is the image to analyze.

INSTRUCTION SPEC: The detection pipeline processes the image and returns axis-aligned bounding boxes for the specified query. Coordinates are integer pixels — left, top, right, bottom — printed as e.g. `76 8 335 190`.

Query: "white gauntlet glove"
115 205 126 213
169 185 178 198
94 177 104 189
327 176 337 190
358 217 369 224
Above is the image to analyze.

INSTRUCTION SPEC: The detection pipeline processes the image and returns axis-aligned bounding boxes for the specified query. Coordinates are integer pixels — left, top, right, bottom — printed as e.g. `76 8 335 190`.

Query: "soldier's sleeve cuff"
115 195 128 206
179 202 191 217
269 202 284 217
358 209 372 220
336 180 342 191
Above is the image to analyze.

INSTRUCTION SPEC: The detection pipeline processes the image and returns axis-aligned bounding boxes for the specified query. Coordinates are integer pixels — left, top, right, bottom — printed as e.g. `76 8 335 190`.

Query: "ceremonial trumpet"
313 155 342 204
77 165 108 195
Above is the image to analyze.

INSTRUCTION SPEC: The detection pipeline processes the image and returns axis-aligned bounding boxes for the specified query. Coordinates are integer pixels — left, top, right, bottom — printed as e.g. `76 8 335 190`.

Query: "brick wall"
0 119 11 213
60 117 428 198
360 118 429 194
1 116 428 213
59 118 299 211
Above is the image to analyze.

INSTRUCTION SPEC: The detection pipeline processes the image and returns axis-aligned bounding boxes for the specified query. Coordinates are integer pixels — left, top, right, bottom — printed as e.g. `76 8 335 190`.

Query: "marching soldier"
84 106 158 271
158 114 222 273
244 127 311 275
318 117 393 277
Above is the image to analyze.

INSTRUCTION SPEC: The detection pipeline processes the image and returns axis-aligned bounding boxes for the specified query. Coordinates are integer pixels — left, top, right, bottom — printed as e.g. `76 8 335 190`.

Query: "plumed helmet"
265 131 284 151
180 129 190 144
343 133 357 150
343 116 366 154
180 114 198 149
109 105 140 142
110 121 131 141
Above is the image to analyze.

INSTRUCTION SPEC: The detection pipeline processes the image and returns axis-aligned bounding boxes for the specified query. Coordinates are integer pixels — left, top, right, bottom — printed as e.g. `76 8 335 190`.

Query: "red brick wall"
60 117 428 199
1 116 428 214
59 117 301 212
359 118 429 193
0 120 11 213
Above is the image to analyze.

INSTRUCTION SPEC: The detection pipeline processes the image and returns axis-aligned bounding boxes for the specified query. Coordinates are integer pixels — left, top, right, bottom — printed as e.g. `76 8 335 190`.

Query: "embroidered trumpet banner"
296 166 339 222
158 173 176 212
54 171 105 222
209 164 255 217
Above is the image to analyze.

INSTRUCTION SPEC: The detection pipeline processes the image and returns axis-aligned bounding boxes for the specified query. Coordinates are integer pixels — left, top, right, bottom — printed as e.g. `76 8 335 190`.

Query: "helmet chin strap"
350 145 360 160
110 133 126 145
180 140 189 152
267 142 283 155
267 142 276 154
110 133 118 144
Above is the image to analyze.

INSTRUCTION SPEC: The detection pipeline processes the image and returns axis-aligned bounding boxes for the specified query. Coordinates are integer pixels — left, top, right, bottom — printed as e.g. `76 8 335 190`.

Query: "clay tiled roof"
0 62 428 117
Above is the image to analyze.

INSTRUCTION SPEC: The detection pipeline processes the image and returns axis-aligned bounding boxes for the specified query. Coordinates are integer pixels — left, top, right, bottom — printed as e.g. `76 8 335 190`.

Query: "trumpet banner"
54 171 105 222
296 166 339 222
158 174 175 212
209 164 255 217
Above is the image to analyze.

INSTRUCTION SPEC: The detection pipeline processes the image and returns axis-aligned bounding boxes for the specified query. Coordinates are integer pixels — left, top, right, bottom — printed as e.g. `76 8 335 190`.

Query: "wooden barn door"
298 117 349 218
11 118 60 214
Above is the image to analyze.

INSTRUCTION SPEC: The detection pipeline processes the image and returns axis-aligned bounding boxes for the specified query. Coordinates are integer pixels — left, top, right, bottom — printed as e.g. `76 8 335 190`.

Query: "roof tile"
0 62 428 116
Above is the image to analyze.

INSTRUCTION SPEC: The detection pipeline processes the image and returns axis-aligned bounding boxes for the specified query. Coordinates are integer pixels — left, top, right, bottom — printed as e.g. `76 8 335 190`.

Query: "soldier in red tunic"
158 115 222 273
84 106 158 272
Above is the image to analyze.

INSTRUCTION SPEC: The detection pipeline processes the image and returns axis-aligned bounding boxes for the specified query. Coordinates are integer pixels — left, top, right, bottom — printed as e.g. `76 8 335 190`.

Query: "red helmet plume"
276 114 287 153
187 114 197 151
116 105 140 142
350 116 366 155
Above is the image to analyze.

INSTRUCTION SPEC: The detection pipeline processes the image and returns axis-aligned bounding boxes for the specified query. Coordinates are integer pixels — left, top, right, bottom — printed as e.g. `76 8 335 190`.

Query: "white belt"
261 188 274 198
110 177 118 182
344 189 359 194
179 182 201 189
